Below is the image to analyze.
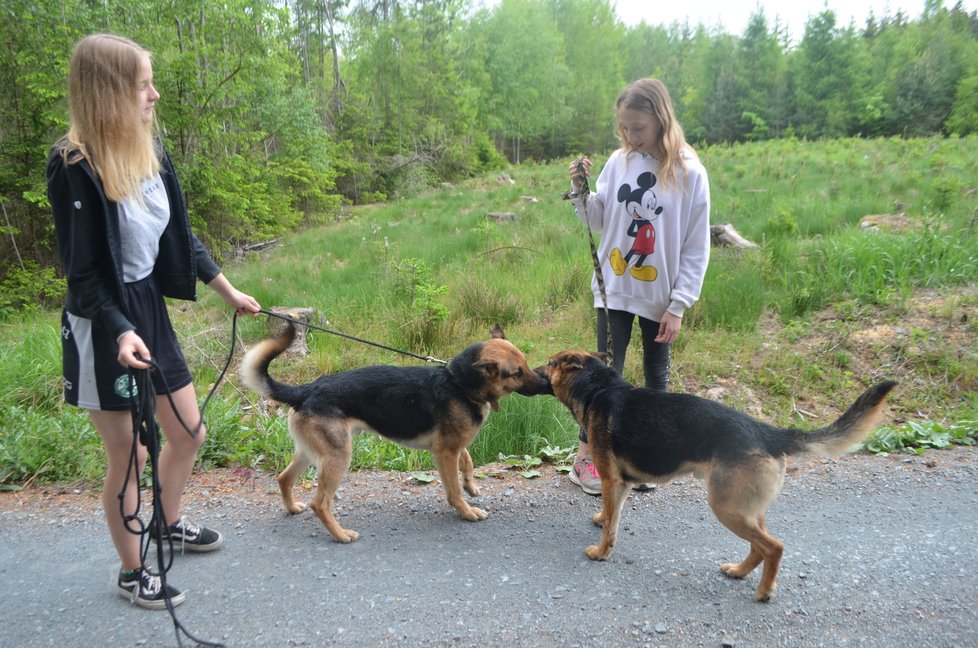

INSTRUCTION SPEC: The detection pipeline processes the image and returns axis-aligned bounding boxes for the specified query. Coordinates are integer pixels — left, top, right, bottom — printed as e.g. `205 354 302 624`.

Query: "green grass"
3 136 977 486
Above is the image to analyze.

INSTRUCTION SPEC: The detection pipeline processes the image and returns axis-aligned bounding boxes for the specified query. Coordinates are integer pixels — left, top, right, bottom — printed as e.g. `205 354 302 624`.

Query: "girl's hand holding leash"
117 330 152 369
568 156 592 190
224 289 261 317
208 272 262 317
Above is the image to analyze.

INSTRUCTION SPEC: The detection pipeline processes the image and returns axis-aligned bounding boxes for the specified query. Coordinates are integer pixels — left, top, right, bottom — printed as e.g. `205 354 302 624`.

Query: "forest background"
1 0 977 484
2 0 978 295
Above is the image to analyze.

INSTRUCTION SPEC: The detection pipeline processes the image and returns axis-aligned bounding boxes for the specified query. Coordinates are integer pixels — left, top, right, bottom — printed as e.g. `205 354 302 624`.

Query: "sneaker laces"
132 571 162 602
173 515 200 538
171 515 199 553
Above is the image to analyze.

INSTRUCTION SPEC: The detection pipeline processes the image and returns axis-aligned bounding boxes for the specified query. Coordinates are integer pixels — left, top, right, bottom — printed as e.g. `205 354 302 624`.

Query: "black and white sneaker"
117 567 185 610
153 515 224 553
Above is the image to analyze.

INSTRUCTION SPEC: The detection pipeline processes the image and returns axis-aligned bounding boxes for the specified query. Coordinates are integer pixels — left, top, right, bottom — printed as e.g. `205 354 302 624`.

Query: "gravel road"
2 447 976 648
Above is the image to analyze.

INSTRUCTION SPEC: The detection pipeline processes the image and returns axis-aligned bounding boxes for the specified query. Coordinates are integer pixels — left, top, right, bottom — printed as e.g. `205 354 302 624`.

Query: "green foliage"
0 406 103 484
0 316 63 411
4 138 978 486
946 74 978 136
861 419 978 455
388 257 450 350
0 261 65 317
5 0 978 290
762 210 799 239
779 225 978 319
687 249 768 332
473 0 570 162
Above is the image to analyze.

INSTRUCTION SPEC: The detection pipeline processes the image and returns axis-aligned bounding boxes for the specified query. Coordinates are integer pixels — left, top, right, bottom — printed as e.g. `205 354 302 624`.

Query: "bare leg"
154 383 206 526
90 409 148 571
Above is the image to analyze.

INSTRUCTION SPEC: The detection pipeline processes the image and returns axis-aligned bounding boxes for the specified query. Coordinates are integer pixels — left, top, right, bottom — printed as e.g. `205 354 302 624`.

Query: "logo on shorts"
113 374 138 399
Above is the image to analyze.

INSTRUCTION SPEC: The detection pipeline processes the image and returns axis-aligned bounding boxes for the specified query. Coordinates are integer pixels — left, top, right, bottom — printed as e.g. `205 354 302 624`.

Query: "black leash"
259 309 448 365
121 361 225 648
563 155 614 364
118 314 241 647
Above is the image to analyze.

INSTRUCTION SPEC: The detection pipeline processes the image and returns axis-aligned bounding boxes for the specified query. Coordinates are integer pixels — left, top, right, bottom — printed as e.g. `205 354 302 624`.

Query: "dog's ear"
592 352 612 367
473 359 499 377
556 354 586 371
490 324 506 340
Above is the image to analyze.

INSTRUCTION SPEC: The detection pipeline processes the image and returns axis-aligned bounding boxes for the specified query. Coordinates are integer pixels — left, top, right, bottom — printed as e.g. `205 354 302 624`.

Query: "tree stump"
710 223 758 249
266 307 316 355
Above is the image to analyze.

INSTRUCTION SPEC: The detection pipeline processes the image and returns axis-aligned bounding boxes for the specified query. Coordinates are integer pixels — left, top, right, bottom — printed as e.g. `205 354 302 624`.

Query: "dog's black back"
568 354 893 477
240 323 497 442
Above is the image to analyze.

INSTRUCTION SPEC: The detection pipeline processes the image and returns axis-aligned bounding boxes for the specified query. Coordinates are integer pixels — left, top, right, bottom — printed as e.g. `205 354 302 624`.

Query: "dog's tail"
239 321 306 408
793 381 898 456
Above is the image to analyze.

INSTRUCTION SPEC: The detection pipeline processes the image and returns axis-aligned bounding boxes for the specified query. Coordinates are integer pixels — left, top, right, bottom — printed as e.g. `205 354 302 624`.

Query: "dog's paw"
584 545 610 561
334 529 360 543
285 502 307 515
720 562 749 579
460 505 488 521
591 511 605 527
754 586 775 602
463 483 481 497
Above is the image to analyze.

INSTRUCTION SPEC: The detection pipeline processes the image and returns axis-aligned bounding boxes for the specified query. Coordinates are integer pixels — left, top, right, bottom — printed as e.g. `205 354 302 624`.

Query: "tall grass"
3 137 977 486
779 224 978 318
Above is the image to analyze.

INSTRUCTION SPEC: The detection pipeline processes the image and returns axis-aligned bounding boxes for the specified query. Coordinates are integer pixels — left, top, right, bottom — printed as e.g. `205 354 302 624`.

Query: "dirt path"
2 447 976 647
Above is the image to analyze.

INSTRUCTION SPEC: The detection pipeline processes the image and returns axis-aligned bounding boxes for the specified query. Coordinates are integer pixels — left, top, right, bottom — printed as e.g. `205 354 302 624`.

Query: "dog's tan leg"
296 418 358 543
709 459 785 601
432 446 487 521
277 452 312 514
585 477 629 561
718 518 783 602
750 516 783 602
458 448 480 497
309 456 360 543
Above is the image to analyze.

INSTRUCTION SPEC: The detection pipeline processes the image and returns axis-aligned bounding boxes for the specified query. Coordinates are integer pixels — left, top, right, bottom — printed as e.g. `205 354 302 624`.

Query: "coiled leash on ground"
562 155 614 364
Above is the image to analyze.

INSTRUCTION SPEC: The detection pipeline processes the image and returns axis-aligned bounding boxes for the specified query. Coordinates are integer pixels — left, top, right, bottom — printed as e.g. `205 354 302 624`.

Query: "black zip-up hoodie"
47 143 221 342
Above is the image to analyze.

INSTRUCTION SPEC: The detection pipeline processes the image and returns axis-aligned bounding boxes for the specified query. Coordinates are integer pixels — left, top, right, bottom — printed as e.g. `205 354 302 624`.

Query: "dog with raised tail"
240 322 547 543
535 349 897 602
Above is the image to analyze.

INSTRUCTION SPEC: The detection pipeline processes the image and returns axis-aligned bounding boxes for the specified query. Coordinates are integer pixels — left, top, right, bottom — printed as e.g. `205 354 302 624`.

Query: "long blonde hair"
57 34 160 203
616 78 694 189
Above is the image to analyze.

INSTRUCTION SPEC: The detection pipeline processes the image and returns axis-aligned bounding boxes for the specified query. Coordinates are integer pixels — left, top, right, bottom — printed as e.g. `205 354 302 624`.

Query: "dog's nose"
516 368 551 396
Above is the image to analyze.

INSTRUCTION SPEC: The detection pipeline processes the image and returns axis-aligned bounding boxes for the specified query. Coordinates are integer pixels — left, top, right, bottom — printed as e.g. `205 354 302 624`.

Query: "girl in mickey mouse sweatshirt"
564 78 711 494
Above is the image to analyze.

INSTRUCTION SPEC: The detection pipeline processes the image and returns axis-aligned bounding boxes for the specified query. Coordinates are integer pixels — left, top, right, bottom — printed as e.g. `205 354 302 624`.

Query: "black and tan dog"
537 350 896 601
240 322 546 543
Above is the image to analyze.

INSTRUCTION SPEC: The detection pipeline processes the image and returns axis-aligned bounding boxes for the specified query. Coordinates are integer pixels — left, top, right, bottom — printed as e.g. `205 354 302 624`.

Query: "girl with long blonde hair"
562 77 711 495
48 33 262 609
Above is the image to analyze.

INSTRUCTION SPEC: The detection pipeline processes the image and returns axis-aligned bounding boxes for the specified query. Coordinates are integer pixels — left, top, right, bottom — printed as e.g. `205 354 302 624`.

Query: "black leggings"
579 308 671 443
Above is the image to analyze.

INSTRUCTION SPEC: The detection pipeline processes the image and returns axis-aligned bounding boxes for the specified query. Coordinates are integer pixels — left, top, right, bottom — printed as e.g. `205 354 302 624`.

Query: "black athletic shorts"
61 276 193 411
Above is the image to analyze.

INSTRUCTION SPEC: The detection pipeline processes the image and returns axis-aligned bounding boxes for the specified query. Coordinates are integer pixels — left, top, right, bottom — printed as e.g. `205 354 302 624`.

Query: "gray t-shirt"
118 173 170 283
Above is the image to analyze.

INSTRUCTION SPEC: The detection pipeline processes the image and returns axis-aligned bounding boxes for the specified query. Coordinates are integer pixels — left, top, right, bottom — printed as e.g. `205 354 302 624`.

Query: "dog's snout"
516 367 552 396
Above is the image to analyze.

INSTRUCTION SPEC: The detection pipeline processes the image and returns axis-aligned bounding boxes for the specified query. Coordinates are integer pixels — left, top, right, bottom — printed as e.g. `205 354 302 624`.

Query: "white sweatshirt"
569 148 710 322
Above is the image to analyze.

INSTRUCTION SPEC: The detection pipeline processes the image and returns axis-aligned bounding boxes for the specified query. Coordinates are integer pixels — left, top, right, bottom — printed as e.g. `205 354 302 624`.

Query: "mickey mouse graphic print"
568 148 710 324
